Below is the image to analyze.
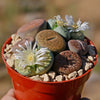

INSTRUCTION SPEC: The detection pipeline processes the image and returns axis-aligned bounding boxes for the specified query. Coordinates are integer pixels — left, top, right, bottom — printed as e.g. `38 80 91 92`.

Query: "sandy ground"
0 67 100 100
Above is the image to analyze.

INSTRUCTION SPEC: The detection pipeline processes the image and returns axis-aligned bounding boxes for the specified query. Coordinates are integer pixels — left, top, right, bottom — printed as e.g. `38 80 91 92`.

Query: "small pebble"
78 69 83 76
87 56 94 61
40 74 50 82
11 34 20 40
93 57 96 60
4 44 12 52
11 38 21 45
84 62 93 71
30 75 42 81
68 71 77 79
48 71 56 79
11 34 21 46
55 75 64 82
4 53 11 59
6 58 14 67
63 75 68 80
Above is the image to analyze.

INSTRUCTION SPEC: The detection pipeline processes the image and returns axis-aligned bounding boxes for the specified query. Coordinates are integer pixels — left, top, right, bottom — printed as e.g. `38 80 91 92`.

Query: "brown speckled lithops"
53 50 82 75
36 30 66 53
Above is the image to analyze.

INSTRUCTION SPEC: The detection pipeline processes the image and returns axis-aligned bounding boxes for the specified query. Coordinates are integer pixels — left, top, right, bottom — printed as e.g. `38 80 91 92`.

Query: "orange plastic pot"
2 37 98 100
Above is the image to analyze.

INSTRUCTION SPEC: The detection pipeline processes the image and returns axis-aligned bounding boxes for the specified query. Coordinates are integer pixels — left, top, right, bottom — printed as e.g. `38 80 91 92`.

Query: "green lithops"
47 19 56 29
70 31 84 40
65 15 89 40
14 41 54 76
47 15 89 41
47 16 71 40
54 26 70 40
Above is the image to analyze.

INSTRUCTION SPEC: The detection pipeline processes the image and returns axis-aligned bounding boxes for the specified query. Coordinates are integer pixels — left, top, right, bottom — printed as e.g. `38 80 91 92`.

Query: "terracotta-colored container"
2 37 98 100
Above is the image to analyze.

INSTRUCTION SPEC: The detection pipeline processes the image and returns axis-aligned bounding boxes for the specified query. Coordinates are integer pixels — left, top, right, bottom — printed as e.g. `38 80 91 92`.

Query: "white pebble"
30 75 42 81
11 34 20 41
48 71 56 79
4 44 12 52
6 58 14 67
78 69 83 76
11 34 21 46
11 38 21 45
87 56 94 61
93 57 96 60
63 75 68 80
55 75 64 82
40 74 50 82
4 53 11 59
84 62 93 71
11 34 17 40
68 71 77 79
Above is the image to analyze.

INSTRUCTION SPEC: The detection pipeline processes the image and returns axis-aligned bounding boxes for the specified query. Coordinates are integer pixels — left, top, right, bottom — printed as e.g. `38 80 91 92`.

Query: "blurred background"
0 0 100 99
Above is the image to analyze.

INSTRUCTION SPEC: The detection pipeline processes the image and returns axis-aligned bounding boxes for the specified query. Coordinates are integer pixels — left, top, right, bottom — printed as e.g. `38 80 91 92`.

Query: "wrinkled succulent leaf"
54 26 70 40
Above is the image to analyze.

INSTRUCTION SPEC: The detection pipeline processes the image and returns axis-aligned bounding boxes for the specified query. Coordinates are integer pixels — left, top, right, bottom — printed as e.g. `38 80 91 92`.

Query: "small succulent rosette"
14 41 54 76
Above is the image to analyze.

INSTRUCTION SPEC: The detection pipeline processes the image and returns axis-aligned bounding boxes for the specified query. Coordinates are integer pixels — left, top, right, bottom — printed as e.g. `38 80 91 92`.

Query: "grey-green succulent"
70 31 84 40
54 26 70 40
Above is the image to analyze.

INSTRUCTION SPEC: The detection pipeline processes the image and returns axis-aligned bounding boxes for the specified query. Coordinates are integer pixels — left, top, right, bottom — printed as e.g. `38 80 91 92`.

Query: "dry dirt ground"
0 67 100 100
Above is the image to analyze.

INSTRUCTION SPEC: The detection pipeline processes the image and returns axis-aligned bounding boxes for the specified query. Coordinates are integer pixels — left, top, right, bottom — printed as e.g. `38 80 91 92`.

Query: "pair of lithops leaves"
47 19 85 41
13 19 88 76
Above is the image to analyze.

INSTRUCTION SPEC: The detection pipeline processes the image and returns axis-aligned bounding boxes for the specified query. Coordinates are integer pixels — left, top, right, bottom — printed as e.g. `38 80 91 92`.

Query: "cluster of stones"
4 18 97 82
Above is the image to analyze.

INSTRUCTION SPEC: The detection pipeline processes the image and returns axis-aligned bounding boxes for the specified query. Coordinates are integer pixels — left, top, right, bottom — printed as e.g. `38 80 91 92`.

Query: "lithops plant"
36 30 66 53
65 15 89 40
68 40 88 55
47 15 71 40
54 26 70 40
14 41 54 76
47 19 56 29
17 19 47 39
47 15 65 29
48 15 89 41
70 31 84 40
53 50 82 75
